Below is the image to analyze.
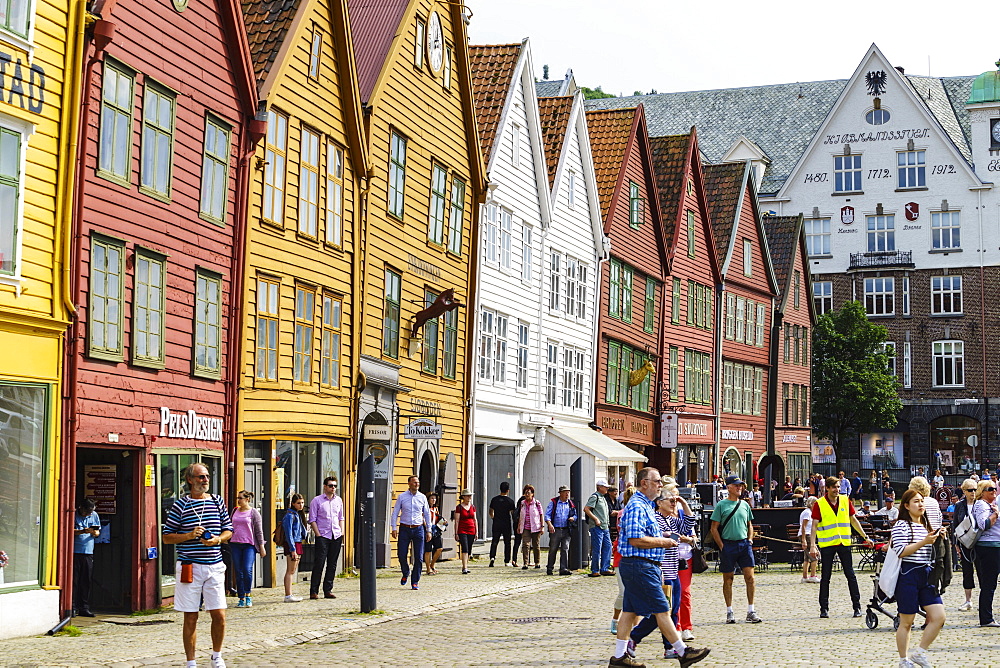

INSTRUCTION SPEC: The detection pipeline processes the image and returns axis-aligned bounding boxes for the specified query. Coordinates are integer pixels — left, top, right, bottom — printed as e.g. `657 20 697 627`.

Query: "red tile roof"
585 107 637 221
537 96 574 190
648 133 692 247
348 0 410 104
241 0 302 89
762 214 801 303
702 162 746 266
469 44 522 163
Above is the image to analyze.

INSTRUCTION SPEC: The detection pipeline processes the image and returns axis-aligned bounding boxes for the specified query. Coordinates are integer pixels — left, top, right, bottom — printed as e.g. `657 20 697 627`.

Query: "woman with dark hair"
230 490 266 608
891 489 945 668
454 489 477 574
518 484 543 570
511 488 527 567
281 493 306 602
424 492 445 575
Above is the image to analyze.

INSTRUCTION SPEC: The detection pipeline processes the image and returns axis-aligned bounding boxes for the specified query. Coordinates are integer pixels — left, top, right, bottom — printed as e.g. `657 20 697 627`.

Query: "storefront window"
860 432 903 471
0 383 47 587
157 452 221 587
930 415 980 474
275 440 343 510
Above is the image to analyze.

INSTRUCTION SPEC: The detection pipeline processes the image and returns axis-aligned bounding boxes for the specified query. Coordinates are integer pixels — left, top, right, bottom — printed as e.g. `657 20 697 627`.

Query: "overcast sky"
466 0 998 95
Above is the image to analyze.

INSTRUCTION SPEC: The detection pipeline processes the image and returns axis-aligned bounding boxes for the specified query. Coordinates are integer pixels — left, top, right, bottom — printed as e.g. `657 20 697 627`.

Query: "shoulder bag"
954 507 982 549
878 535 902 597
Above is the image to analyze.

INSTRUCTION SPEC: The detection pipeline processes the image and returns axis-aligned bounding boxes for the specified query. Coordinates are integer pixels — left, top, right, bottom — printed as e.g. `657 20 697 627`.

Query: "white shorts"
173 561 227 612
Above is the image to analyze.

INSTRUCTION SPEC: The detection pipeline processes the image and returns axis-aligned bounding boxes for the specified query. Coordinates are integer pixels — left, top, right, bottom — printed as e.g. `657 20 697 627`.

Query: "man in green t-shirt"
710 475 762 625
584 480 613 576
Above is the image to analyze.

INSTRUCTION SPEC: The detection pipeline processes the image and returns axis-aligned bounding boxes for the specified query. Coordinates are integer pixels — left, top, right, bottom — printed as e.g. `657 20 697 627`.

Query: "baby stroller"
864 541 926 630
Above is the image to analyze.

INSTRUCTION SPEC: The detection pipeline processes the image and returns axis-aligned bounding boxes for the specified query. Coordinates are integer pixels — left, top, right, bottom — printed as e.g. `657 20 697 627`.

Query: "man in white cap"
546 485 577 575
586 479 614 576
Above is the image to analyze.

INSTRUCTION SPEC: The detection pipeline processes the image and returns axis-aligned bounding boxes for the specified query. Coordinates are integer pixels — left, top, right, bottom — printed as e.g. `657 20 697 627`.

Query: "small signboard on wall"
84 464 117 514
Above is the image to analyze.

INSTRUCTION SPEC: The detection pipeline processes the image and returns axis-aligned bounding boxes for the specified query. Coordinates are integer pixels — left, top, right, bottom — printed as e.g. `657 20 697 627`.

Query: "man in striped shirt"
162 463 233 668
609 467 710 668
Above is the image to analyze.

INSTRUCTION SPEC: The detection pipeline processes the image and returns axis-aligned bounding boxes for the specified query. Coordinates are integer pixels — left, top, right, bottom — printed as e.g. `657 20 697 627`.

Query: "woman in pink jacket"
517 484 544 569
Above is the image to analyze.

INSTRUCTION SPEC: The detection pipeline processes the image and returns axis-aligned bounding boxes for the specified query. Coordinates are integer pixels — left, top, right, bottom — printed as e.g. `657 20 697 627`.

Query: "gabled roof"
535 80 563 98
648 133 691 245
241 0 301 88
585 107 636 221
702 162 745 267
761 214 799 301
586 66 979 196
348 0 409 104
538 96 574 189
469 43 522 161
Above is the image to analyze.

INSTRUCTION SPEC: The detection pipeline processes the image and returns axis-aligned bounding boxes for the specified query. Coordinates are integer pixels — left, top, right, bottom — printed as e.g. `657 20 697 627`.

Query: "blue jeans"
230 542 256 596
589 526 611 573
398 525 425 585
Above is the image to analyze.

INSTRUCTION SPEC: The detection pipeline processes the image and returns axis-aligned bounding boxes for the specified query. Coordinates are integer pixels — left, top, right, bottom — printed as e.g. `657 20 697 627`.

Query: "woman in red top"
454 489 477 574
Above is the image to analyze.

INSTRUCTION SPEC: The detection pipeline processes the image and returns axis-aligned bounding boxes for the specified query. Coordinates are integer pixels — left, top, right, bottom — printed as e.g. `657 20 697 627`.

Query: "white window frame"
549 251 561 312
500 208 512 269
931 211 960 250
897 149 926 189
814 281 833 315
511 123 521 167
834 153 861 193
864 277 895 316
521 225 532 284
545 341 558 404
0 114 32 282
194 271 223 378
932 339 964 388
903 341 912 389
804 217 831 257
516 322 529 390
755 303 765 346
743 239 752 277
0 0 34 51
866 214 895 252
734 296 745 342
931 275 962 315
483 203 498 264
883 342 896 377
299 128 320 237
567 170 576 209
325 142 344 246
902 276 910 316
309 28 322 79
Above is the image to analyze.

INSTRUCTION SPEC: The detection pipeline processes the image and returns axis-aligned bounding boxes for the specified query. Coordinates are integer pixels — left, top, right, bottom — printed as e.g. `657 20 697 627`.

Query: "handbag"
690 545 709 573
954 511 981 549
878 537 902 597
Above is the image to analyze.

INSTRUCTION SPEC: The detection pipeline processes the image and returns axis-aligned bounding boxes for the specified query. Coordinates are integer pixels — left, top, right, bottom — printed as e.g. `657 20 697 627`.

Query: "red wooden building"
762 214 816 485
649 130 723 480
704 161 779 482
586 106 668 461
61 0 261 613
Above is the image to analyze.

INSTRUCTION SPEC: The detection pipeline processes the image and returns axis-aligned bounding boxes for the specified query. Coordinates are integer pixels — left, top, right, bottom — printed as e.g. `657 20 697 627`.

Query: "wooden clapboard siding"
359 0 484 495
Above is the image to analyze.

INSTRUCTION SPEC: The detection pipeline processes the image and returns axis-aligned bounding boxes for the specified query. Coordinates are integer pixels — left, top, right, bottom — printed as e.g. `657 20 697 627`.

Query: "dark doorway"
76 447 135 614
418 448 436 494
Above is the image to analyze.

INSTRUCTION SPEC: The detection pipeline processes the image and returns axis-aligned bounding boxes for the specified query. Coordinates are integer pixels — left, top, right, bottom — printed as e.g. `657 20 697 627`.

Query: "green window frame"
442 307 457 379
686 280 695 325
643 277 655 332
686 210 696 258
293 285 315 384
447 177 465 255
263 111 288 225
621 265 633 323
428 164 447 245
140 83 175 198
628 181 641 228
98 60 135 184
422 290 439 374
320 294 341 388
669 346 678 400
200 116 230 223
256 278 279 381
194 271 222 377
671 278 680 324
606 341 620 404
0 126 22 276
1 0 31 38
383 268 401 358
132 250 166 367
88 236 125 360
388 131 406 219
299 127 320 237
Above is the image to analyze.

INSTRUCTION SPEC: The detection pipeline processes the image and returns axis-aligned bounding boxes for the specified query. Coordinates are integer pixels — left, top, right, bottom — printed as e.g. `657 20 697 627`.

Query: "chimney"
895 66 905 75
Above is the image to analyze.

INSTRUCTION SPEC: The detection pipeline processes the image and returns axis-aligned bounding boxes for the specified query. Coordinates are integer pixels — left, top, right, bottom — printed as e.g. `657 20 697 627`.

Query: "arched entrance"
418 448 437 494
930 415 980 474
722 447 743 479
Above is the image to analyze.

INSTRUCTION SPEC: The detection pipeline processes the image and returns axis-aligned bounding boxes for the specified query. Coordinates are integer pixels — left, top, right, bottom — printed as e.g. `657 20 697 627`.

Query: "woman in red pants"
674 489 697 640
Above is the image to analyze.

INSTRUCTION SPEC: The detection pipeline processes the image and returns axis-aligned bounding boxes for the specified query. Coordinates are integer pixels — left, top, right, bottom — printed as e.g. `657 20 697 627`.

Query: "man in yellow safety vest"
808 476 874 618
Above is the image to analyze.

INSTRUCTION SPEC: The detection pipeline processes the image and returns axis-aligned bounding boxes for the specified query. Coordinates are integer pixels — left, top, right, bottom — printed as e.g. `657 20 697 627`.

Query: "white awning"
548 426 647 463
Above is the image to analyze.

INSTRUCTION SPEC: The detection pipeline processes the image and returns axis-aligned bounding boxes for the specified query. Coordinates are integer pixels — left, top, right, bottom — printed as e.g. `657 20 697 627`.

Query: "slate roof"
647 133 691 247
585 107 636 222
241 0 301 89
469 44 522 164
702 162 746 267
586 74 978 197
762 214 801 302
537 96 574 190
535 80 563 98
348 0 410 104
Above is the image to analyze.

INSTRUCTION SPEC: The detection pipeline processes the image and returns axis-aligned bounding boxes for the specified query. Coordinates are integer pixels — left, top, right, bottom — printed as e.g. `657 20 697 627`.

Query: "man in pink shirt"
308 476 345 600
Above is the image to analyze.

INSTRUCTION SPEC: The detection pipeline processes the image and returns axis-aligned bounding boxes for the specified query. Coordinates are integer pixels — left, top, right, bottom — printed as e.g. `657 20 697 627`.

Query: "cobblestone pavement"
3 558 998 667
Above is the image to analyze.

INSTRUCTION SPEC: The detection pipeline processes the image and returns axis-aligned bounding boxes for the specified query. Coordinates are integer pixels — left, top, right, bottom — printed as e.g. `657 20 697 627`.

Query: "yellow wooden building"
349 0 485 564
0 0 83 639
239 0 368 583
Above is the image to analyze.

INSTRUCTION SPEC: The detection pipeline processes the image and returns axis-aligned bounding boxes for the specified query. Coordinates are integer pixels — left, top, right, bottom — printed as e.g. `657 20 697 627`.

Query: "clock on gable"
991 118 1000 148
426 11 444 75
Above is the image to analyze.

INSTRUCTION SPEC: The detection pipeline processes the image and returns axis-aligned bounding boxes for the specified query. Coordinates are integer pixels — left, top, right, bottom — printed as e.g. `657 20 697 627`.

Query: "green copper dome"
968 60 1000 104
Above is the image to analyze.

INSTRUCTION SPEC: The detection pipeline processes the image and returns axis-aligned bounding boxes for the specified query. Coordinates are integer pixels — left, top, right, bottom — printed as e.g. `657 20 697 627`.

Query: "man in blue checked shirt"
545 485 577 575
607 467 710 668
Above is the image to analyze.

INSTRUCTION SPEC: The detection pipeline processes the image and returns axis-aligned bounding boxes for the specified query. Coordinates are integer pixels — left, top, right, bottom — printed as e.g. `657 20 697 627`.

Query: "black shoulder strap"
718 500 743 534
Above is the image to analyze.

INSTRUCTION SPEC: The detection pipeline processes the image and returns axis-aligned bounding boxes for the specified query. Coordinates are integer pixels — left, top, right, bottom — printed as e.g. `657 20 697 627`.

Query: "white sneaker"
958 600 973 611
681 629 695 640
284 595 302 603
808 576 821 583
908 647 931 668
211 656 226 668
898 659 915 668
801 577 809 583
